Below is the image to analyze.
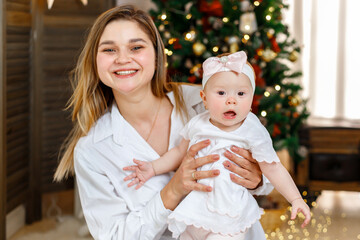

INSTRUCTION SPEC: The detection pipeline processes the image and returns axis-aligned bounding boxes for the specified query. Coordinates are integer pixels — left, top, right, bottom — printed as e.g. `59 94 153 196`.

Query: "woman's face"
96 19 156 97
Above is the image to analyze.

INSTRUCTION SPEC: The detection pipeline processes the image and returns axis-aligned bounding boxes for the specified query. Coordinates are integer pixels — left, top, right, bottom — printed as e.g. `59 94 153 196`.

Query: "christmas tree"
150 0 309 163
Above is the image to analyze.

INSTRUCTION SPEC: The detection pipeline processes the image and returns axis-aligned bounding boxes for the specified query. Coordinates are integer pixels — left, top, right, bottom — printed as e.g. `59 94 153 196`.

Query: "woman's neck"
114 89 161 124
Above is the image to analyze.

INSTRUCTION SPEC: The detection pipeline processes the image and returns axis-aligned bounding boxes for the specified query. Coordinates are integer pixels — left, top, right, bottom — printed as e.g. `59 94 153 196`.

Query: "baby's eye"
217 91 225 96
238 92 245 96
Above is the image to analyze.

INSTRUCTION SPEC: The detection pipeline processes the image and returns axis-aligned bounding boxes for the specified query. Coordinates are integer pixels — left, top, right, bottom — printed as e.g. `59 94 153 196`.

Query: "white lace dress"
167 111 280 238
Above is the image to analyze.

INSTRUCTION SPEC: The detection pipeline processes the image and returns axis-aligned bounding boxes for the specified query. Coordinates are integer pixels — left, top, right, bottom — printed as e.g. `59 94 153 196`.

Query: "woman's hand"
160 139 220 210
223 146 262 190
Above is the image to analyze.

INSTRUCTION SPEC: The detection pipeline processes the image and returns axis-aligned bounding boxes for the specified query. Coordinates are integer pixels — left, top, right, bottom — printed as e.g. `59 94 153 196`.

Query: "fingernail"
224 151 231 157
213 170 220 176
207 186 212 192
231 145 239 151
223 161 230 168
212 155 219 160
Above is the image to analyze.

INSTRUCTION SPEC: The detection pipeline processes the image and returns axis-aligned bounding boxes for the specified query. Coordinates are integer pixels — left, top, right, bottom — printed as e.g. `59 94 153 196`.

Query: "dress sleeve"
248 175 274 196
74 148 171 240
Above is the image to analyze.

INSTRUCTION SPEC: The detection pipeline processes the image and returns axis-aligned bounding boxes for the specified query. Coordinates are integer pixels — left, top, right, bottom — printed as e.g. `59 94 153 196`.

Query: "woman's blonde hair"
54 5 187 181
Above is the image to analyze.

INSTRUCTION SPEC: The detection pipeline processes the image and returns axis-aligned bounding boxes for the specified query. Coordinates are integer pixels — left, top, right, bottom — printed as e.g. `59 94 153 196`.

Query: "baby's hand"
123 159 156 189
290 198 311 228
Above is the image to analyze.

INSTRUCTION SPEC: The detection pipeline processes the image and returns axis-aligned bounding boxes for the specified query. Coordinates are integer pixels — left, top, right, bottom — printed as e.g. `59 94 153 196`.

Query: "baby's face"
201 71 253 132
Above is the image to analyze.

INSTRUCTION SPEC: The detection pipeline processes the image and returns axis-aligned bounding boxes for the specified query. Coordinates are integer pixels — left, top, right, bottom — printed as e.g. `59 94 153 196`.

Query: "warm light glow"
185 30 196 41
186 14 192 19
264 91 270 97
275 85 281 91
244 34 250 40
212 46 219 52
261 111 267 117
266 15 272 21
222 17 229 23
254 1 260 6
168 38 176 44
161 14 167 20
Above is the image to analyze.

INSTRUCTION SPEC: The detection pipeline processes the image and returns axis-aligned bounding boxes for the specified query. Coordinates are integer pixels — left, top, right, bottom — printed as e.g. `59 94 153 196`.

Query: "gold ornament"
192 42 206 56
230 42 239 53
288 95 301 107
289 50 299 62
275 103 282 111
261 48 277 62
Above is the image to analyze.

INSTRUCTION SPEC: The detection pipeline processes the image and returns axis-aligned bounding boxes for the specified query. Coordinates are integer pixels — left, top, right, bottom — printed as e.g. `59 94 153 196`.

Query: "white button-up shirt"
74 85 272 240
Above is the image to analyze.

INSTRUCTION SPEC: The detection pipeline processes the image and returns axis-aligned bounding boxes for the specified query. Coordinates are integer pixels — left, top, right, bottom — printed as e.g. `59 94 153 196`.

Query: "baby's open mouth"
223 111 236 117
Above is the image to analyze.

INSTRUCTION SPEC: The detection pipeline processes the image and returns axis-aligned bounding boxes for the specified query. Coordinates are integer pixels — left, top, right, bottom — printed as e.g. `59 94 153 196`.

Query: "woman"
54 5 273 240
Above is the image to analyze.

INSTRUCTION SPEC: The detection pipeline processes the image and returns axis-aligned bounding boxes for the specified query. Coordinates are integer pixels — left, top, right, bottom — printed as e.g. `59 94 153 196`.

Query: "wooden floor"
9 191 360 240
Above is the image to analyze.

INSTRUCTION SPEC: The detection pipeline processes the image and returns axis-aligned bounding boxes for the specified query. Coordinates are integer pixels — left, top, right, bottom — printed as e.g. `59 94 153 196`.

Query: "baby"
124 51 310 240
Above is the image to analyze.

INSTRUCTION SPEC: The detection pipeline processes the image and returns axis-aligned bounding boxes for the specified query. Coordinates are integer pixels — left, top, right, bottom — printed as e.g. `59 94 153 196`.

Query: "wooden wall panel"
36 0 114 193
5 0 31 216
1 0 114 235
1 0 7 237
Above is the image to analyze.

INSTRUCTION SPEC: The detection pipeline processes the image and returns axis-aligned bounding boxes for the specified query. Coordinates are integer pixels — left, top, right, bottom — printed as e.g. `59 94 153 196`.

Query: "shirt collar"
93 84 203 145
93 103 124 144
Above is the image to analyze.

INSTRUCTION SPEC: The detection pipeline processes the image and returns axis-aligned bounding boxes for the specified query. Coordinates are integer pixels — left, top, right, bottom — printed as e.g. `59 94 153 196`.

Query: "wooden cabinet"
297 126 360 192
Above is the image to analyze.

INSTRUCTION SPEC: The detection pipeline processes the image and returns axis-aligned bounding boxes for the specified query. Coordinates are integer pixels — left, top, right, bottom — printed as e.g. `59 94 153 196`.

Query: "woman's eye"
217 91 225 96
238 92 245 96
132 46 143 51
103 48 115 52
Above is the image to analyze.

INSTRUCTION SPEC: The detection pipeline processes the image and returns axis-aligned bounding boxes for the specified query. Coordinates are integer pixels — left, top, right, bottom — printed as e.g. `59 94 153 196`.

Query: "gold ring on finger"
191 172 196 180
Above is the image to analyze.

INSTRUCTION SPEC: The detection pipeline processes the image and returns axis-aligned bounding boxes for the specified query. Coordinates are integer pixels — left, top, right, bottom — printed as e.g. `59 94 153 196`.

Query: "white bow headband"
202 51 256 93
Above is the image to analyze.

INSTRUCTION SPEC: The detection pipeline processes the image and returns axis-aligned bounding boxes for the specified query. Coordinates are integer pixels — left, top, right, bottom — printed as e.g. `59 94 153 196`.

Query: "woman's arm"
75 149 170 240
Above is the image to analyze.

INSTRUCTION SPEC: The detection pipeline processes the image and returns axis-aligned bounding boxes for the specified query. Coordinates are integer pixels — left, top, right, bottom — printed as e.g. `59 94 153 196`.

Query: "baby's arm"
152 138 190 175
259 162 311 228
123 139 189 189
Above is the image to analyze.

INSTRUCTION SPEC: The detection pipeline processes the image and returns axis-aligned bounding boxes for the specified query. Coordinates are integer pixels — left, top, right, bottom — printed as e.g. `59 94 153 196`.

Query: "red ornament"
198 0 224 16
188 75 197 83
272 124 281 137
252 64 266 88
270 36 280 53
173 38 182 50
251 94 262 114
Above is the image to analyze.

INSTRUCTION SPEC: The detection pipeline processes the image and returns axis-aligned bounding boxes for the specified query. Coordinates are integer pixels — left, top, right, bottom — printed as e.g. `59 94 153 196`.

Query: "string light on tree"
184 29 196 41
160 13 167 21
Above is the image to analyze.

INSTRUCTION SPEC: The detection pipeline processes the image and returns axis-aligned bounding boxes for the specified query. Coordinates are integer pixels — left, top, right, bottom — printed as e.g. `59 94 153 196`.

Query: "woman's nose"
115 52 131 64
